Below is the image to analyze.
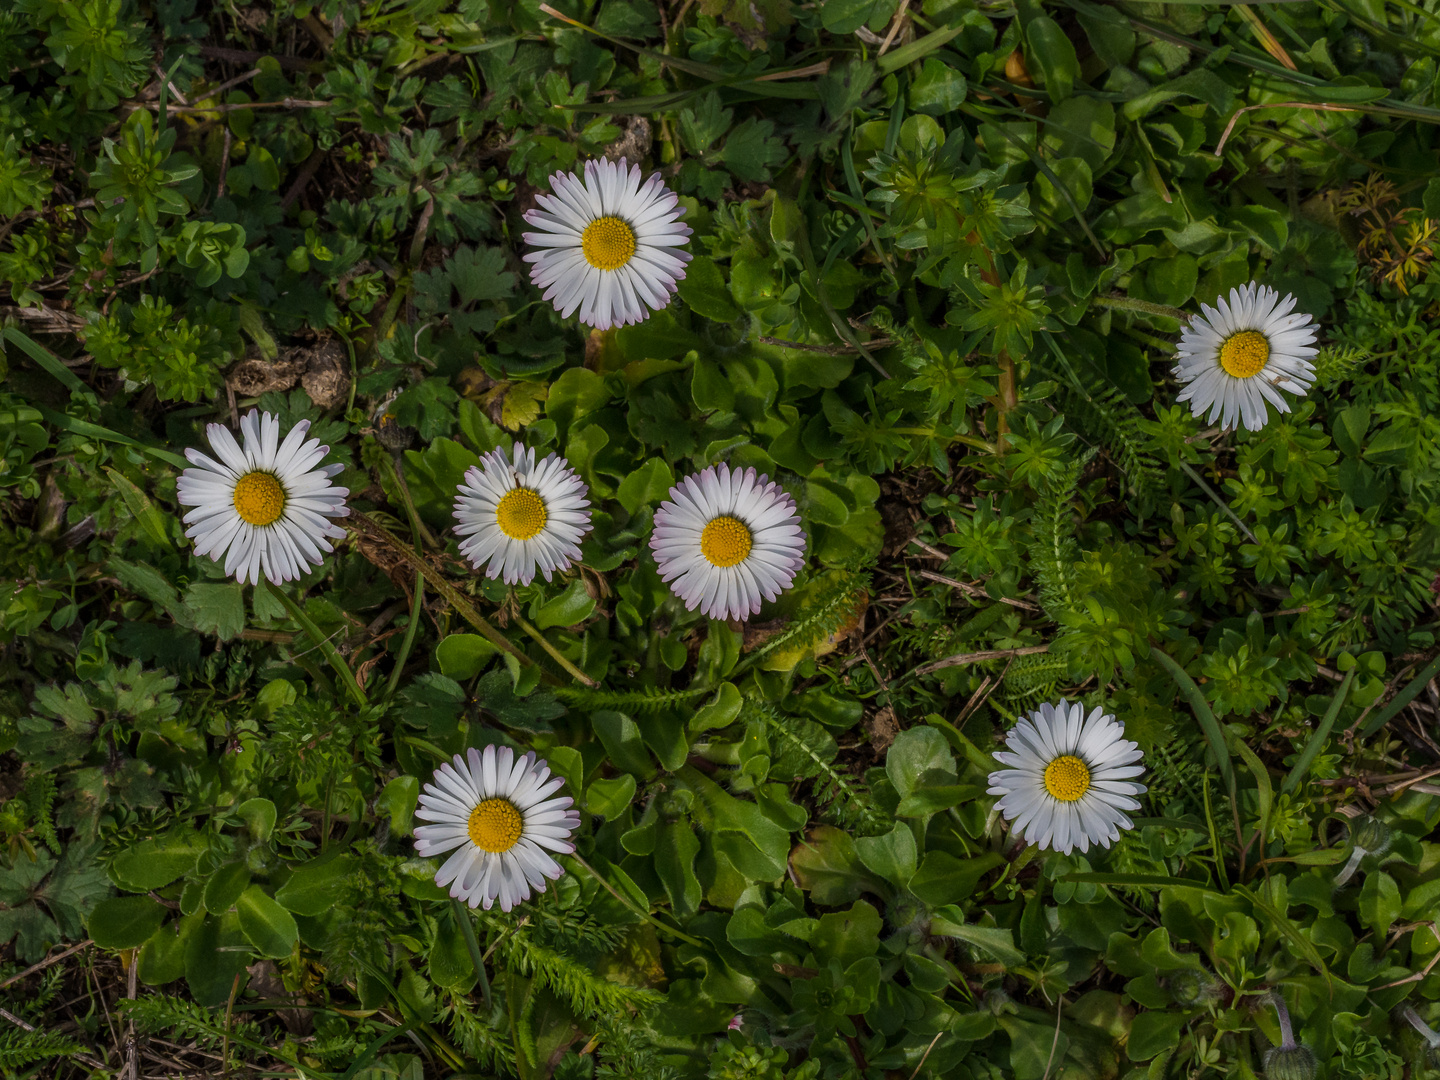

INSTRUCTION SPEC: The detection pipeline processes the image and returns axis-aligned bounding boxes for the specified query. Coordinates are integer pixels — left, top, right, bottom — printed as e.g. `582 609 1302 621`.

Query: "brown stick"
916 569 1041 612
914 644 1051 678
196 46 323 72
0 940 92 991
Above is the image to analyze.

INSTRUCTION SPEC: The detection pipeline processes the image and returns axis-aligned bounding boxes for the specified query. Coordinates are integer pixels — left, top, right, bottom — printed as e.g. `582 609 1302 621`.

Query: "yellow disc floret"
700 515 753 568
1043 755 1091 802
495 487 548 540
581 216 637 271
232 472 286 527
1218 330 1270 379
467 798 524 853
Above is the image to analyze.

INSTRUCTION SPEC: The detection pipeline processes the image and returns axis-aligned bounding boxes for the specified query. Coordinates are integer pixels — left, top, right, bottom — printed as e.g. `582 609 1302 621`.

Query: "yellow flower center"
1218 330 1270 379
581 216 637 271
700 515 753 568
495 487 548 540
1043 755 1091 802
232 472 286 527
467 798 524 853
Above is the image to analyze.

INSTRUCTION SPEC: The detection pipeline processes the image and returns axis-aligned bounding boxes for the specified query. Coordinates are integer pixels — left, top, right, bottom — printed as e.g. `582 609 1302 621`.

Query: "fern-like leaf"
446 993 517 1073
747 699 890 835
734 570 870 674
1040 363 1161 501
0 1026 84 1071
1312 343 1368 390
552 684 710 713
1026 457 1085 621
482 925 662 1019
23 771 59 855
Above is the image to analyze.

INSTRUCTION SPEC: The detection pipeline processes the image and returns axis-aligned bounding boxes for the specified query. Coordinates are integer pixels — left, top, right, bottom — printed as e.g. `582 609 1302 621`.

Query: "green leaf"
821 0 887 36
532 579 597 629
1025 16 1078 102
274 854 355 916
236 884 298 958
853 823 917 888
378 776 420 837
203 861 252 914
110 833 206 892
435 633 499 680
88 895 167 950
1128 1012 1186 1061
1358 872 1402 937
929 913 1024 967
181 583 246 641
616 458 675 513
907 57 967 115
1229 205 1288 253
690 683 743 733
236 798 276 843
427 909 477 993
586 774 636 818
677 256 741 323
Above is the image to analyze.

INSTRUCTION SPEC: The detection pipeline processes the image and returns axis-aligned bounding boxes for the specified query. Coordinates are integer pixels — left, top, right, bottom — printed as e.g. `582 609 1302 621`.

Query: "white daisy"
522 156 692 330
987 700 1147 856
1173 282 1320 432
175 409 349 586
452 442 593 586
414 745 581 912
649 463 806 622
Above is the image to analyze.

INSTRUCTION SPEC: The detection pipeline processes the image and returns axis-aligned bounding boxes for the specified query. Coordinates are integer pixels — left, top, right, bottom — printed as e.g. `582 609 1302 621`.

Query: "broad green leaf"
532 579 597 629
236 885 298 958
88 895 167 950
436 633 499 679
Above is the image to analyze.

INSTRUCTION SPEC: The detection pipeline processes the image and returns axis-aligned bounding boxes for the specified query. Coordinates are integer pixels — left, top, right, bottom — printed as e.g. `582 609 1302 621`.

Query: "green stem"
384 455 430 700
346 510 542 678
264 580 368 708
1091 295 1189 321
386 570 424 701
1358 651 1440 738
450 897 492 1011
513 612 598 688
1178 461 1259 545
1150 645 1235 797
569 853 709 950
1282 669 1353 796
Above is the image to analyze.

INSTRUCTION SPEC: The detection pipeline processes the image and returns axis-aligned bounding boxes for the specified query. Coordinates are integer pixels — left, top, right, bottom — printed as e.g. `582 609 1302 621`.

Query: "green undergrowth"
8 0 1440 1077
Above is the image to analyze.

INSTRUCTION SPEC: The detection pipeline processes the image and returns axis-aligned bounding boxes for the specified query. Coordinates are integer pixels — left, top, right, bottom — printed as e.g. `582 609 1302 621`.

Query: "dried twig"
0 940 92 991
916 569 1041 612
914 644 1051 678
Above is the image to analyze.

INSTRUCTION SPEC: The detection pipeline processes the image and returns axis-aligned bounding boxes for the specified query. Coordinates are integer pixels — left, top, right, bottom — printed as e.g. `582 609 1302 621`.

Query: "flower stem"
263 579 368 708
1092 295 1190 321
513 612 598 688
1178 460 1259 545
1270 990 1295 1049
346 510 543 679
569 852 708 950
384 455 430 700
1333 844 1367 888
450 897 492 1011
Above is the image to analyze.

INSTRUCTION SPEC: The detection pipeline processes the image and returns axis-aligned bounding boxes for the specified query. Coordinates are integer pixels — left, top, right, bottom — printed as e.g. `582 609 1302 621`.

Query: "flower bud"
1351 815 1392 854
1169 969 1223 1008
1262 1044 1317 1080
375 411 415 452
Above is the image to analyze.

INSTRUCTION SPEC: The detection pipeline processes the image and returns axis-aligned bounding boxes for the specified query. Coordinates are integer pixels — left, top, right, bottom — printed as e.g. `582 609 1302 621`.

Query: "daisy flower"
1173 282 1320 432
414 745 581 912
176 409 349 586
522 156 692 330
649 463 806 622
452 442 593 586
986 700 1147 856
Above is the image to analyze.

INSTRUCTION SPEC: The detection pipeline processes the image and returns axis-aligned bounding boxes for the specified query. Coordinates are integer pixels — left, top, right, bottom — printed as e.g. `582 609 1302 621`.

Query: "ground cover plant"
9 0 1440 1077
